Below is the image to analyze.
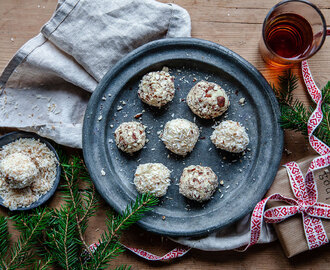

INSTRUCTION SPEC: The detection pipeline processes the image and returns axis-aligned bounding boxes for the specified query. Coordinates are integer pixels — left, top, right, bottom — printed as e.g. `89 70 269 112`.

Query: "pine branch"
79 161 99 228
6 208 51 270
0 216 9 269
61 156 97 258
273 70 330 147
87 193 158 269
273 69 298 105
109 193 159 236
32 256 54 270
46 206 80 270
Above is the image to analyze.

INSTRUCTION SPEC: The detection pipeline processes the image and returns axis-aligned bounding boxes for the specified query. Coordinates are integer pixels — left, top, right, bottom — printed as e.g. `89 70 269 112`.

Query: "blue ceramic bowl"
0 131 61 211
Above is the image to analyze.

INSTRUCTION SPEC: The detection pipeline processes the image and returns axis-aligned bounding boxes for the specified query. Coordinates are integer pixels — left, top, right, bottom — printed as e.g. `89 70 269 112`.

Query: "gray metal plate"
0 131 61 211
83 38 283 237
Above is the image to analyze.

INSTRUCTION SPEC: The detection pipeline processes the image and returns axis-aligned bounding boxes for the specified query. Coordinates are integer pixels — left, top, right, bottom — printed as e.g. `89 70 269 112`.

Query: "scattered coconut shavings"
239 98 246 105
211 120 249 153
134 163 171 197
160 118 199 156
284 148 292 155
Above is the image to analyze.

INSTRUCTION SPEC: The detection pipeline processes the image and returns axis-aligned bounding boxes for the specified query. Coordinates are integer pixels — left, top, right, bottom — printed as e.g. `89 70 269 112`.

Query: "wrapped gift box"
266 156 330 257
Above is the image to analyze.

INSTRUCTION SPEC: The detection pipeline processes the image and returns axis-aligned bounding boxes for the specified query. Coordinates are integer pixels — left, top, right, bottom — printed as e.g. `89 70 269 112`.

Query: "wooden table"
0 0 329 269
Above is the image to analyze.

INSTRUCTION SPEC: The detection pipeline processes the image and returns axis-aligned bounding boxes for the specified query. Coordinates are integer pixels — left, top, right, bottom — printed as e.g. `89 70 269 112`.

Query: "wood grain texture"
0 0 330 269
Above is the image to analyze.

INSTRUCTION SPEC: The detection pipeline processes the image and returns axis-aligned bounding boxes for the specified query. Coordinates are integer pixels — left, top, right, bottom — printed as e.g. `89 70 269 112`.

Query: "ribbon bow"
243 60 330 251
263 159 330 249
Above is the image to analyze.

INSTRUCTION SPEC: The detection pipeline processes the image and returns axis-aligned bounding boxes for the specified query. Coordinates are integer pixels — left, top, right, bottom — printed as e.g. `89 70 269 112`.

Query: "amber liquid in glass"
265 13 313 59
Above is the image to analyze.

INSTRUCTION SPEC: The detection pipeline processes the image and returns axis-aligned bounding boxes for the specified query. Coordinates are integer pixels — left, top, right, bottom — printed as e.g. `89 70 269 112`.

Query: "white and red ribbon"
121 244 191 261
86 241 191 261
242 60 330 251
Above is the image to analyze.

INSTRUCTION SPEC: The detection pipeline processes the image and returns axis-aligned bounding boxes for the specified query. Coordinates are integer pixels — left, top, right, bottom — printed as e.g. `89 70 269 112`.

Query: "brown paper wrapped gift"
266 155 330 258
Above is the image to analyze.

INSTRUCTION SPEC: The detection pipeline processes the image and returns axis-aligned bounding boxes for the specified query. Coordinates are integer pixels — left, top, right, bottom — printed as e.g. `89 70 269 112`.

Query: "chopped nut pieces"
134 113 143 119
187 81 230 119
114 122 146 154
179 165 218 202
138 71 175 108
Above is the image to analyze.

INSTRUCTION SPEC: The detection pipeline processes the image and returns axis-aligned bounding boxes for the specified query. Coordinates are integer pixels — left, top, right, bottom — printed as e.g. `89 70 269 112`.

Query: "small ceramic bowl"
0 131 61 211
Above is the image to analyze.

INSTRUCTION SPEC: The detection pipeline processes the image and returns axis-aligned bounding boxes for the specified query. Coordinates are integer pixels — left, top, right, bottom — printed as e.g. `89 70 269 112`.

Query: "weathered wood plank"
0 0 329 269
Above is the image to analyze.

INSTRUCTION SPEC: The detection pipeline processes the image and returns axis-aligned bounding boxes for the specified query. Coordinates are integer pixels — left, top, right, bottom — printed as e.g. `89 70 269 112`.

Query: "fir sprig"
5 208 52 270
0 216 9 269
47 206 81 269
273 70 330 147
88 193 158 269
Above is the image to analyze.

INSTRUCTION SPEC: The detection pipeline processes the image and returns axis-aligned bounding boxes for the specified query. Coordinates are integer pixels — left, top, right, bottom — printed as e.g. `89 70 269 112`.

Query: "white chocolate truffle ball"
134 163 171 197
211 120 249 153
187 81 230 119
0 152 38 189
160 118 199 156
138 71 175 108
114 122 146 154
179 165 218 202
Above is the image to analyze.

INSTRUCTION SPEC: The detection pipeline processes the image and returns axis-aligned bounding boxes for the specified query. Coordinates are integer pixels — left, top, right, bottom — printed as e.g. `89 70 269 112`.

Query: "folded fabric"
0 0 190 147
0 0 275 251
171 213 276 251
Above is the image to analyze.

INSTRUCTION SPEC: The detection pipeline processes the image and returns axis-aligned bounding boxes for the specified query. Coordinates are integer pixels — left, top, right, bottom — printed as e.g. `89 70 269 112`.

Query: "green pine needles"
0 151 158 269
273 70 330 147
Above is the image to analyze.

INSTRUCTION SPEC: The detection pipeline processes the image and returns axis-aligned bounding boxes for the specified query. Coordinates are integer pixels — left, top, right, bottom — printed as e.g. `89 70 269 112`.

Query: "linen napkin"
0 0 275 252
0 0 190 148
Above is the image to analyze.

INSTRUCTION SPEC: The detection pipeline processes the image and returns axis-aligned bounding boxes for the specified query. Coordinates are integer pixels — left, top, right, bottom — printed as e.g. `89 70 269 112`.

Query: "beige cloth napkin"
0 0 190 148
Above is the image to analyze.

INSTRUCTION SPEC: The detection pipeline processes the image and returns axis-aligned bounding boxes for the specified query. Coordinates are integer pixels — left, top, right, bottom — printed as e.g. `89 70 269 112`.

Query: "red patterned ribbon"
121 244 191 261
86 241 191 261
242 60 330 251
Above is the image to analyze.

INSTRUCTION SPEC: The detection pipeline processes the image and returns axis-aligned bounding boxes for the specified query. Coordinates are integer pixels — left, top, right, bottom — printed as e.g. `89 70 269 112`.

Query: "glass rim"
262 0 327 61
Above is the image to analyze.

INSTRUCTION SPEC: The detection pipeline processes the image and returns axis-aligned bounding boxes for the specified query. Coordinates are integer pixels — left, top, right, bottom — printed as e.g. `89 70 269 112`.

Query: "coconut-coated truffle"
0 152 38 189
114 122 146 154
211 120 249 153
186 81 230 119
179 165 218 202
160 118 199 156
138 71 175 108
134 163 171 197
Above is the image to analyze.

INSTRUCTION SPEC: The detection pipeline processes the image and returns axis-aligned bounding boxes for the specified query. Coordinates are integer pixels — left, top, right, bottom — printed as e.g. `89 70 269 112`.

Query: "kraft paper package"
266 155 330 257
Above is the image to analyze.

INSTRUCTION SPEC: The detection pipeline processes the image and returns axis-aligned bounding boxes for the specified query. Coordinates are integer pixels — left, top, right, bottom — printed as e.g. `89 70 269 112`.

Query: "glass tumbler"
260 0 329 67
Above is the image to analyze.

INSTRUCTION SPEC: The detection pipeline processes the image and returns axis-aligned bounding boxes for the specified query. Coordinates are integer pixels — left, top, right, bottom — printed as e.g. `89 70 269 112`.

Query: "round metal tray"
83 38 283 237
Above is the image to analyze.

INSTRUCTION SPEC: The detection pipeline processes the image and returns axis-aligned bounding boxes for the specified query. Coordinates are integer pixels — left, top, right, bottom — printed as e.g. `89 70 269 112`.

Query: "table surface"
0 0 329 269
